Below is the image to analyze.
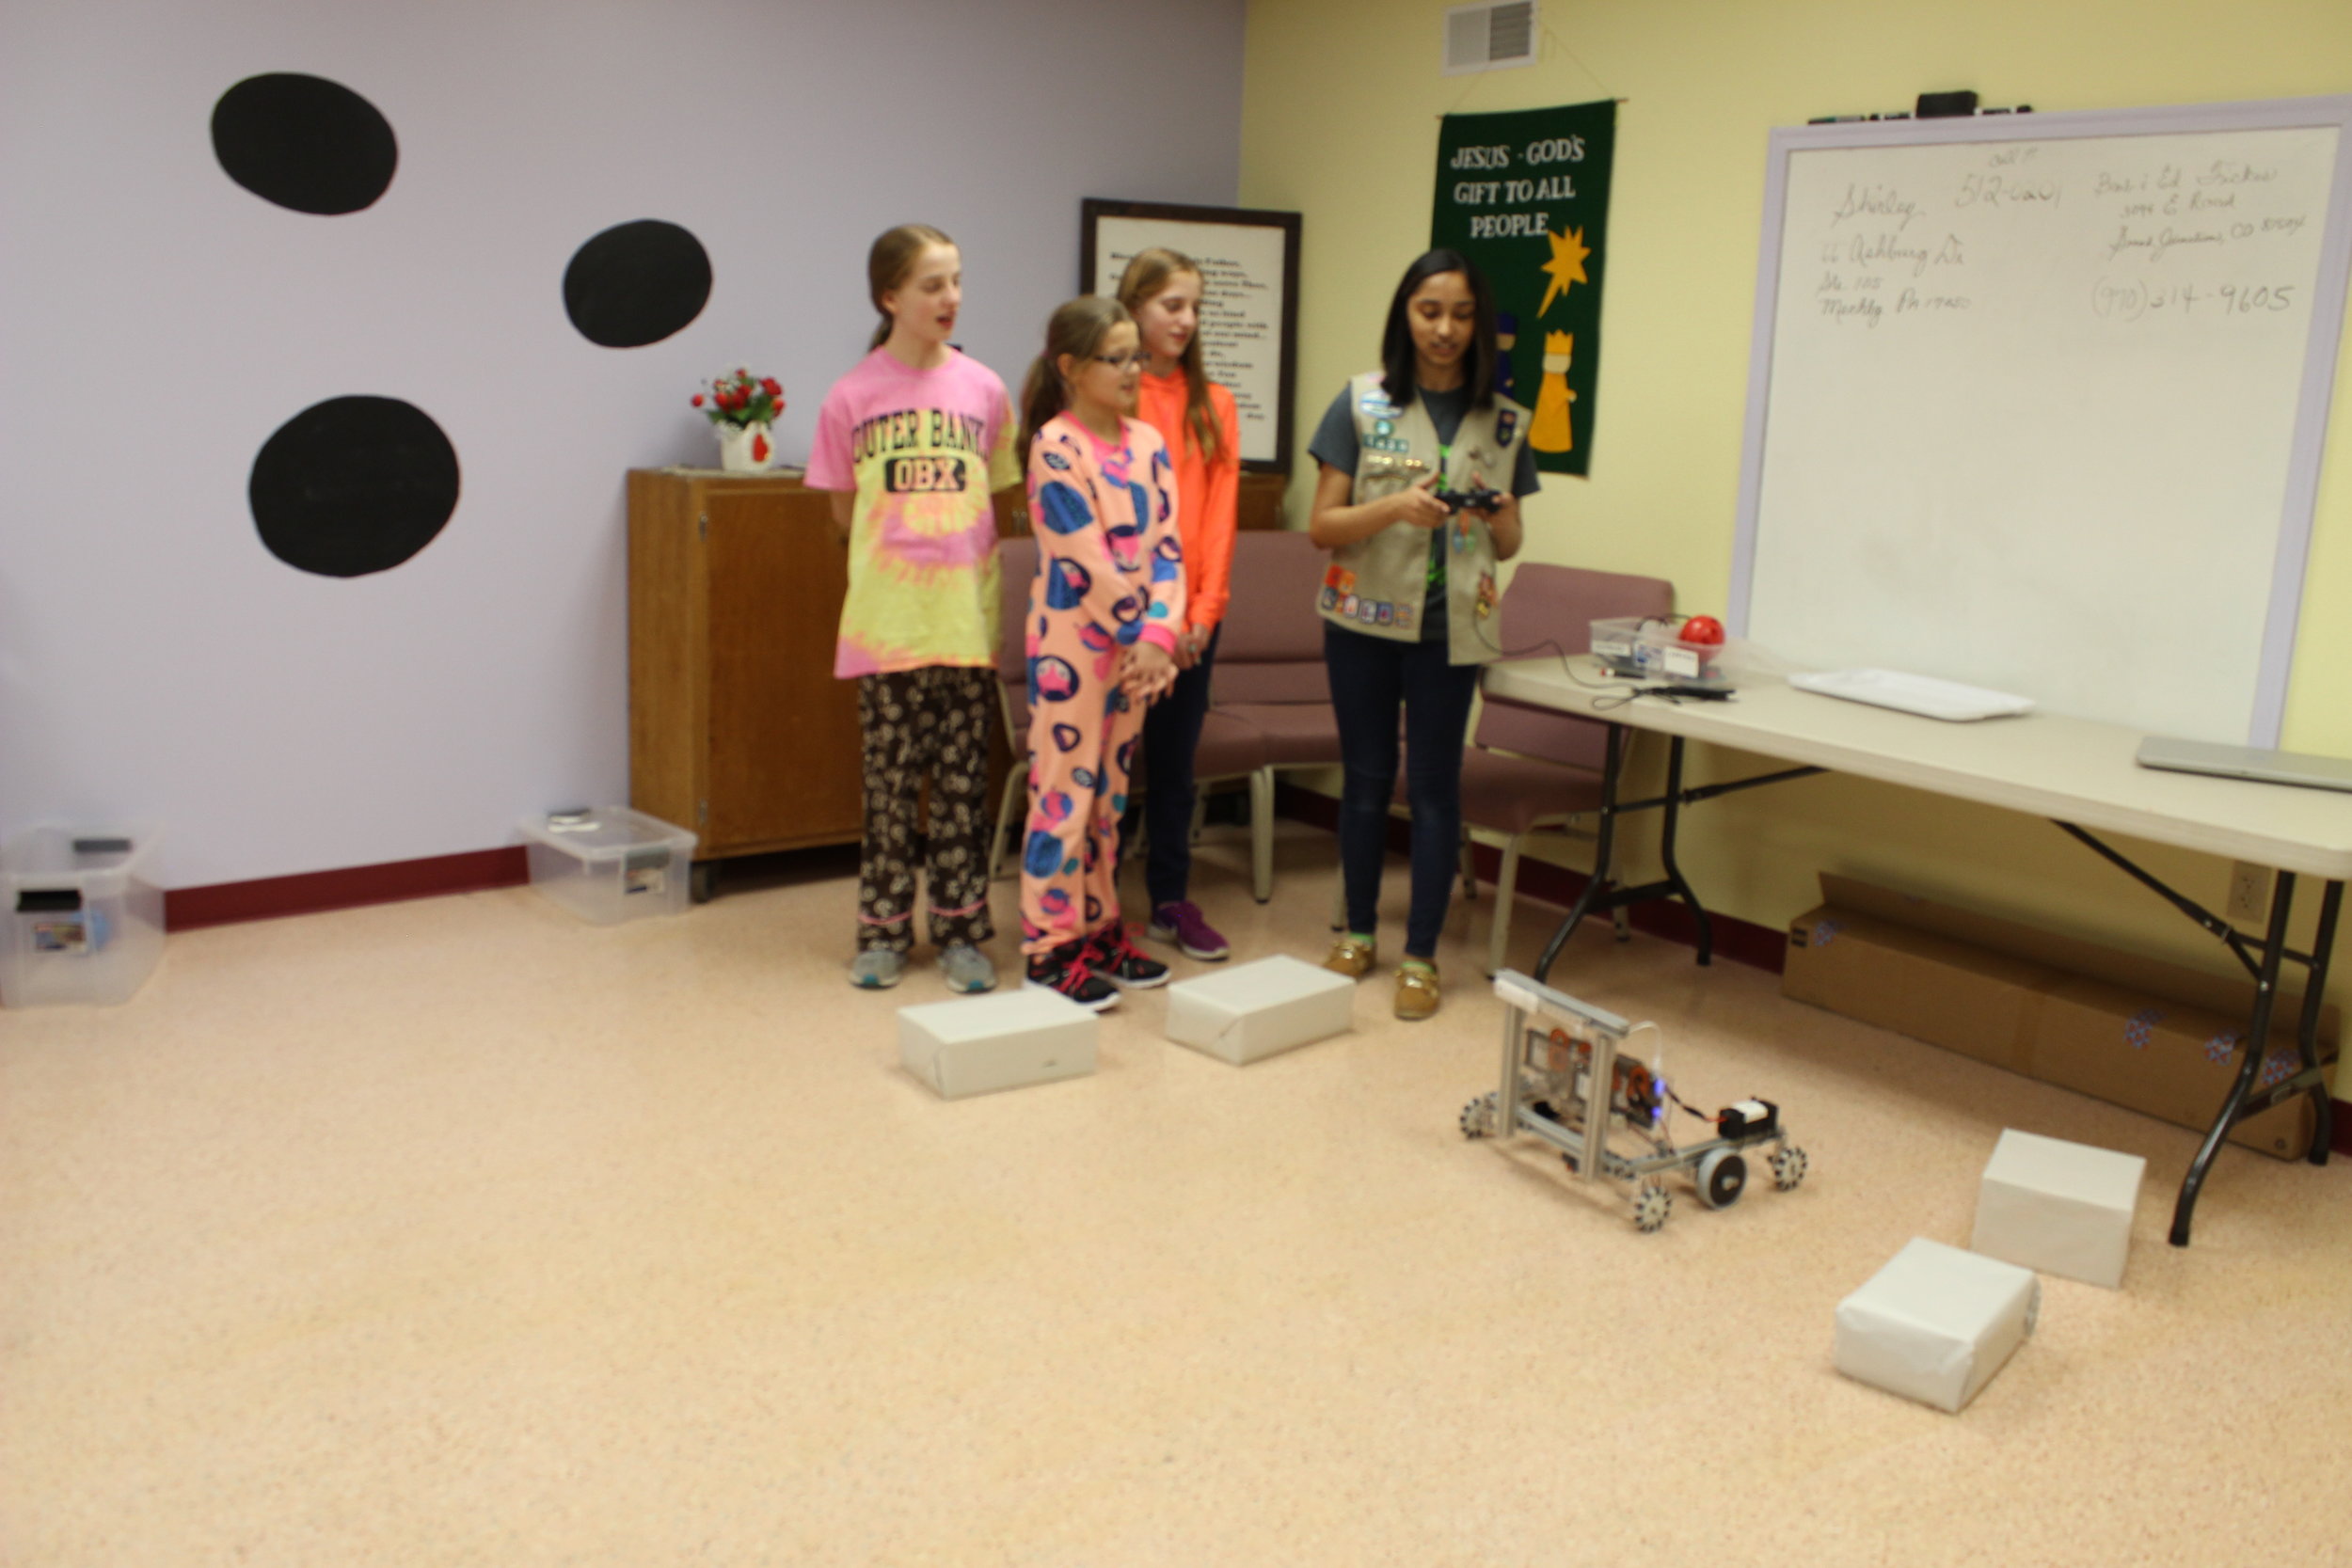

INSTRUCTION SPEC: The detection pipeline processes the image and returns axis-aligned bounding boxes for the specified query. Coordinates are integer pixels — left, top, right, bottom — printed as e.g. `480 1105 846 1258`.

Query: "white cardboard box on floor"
1165 955 1355 1065
1971 1128 2146 1289
898 989 1098 1100
1835 1237 2040 1413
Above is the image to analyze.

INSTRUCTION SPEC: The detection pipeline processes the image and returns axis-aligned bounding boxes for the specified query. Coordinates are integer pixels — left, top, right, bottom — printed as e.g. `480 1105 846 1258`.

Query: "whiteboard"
1729 98 2352 746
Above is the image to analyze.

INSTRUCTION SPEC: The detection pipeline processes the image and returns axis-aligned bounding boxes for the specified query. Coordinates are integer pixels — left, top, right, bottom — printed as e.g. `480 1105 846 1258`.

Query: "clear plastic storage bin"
0 827 166 1007
518 808 697 924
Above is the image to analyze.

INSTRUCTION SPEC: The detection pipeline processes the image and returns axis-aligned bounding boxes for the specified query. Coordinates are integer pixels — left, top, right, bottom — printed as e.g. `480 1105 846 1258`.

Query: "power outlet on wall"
2226 862 2270 925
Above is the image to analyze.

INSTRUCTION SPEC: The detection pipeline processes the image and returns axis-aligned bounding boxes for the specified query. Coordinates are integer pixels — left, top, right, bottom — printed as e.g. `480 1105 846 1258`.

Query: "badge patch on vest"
1494 408 1518 445
1375 602 1394 626
1395 605 1416 630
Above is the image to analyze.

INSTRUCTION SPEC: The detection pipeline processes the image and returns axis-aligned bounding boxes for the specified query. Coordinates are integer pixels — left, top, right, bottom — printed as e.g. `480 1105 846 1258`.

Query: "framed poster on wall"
1080 198 1301 473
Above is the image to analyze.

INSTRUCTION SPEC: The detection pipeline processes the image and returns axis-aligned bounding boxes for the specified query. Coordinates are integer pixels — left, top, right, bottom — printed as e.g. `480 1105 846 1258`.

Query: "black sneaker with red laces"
1025 939 1120 1012
1088 920 1171 990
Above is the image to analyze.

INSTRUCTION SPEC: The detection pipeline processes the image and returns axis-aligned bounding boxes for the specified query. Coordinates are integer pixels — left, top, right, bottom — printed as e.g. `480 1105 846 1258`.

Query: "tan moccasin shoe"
1323 933 1376 979
1393 959 1440 1022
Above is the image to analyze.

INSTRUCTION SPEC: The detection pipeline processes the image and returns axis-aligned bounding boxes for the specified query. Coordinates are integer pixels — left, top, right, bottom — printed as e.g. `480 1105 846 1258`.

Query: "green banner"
1432 100 1616 476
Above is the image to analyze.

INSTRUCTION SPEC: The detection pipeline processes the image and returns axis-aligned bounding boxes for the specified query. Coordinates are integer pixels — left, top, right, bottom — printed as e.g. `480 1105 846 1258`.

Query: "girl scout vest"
1315 371 1529 664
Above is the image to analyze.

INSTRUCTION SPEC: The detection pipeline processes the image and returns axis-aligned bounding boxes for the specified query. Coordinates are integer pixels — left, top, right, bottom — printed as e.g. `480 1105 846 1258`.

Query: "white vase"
717 422 774 472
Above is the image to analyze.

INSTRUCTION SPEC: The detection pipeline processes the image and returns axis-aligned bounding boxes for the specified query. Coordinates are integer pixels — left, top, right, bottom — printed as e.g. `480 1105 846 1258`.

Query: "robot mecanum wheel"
1630 1181 1673 1233
1771 1145 1809 1192
1694 1148 1747 1211
1459 1092 1500 1139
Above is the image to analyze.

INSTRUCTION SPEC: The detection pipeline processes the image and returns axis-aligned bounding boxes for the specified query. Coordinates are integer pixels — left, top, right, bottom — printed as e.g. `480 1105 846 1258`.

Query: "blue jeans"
1323 622 1480 960
1138 626 1221 910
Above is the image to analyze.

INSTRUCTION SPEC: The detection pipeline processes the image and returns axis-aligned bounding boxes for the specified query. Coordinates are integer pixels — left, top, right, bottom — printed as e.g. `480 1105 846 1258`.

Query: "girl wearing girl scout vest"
1308 250 1537 1022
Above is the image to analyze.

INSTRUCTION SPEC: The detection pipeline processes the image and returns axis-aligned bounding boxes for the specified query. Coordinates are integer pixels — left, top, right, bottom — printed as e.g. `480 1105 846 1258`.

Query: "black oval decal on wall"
212 73 398 215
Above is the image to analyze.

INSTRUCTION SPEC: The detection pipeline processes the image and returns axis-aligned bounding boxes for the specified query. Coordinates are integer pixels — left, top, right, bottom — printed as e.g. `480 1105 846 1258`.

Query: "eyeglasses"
1090 351 1147 370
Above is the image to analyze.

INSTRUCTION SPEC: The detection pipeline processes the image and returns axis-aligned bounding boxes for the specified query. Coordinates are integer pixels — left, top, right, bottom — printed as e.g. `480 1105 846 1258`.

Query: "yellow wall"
1241 0 2352 1016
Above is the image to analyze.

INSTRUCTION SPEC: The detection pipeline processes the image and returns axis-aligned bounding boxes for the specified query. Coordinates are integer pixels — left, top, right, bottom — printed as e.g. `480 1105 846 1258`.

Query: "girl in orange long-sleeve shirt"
1118 247 1242 961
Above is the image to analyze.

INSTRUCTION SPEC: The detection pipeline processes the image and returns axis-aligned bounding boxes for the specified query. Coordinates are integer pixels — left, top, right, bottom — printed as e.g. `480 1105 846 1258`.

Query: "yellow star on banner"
1538 225 1592 316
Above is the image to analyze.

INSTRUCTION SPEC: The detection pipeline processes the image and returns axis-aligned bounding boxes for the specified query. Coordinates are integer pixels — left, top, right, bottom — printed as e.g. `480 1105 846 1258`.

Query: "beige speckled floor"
4 822 2347 1566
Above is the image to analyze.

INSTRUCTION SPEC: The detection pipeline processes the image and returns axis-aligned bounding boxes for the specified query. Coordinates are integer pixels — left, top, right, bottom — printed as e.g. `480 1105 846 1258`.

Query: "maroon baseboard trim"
166 847 530 931
1271 783 1786 974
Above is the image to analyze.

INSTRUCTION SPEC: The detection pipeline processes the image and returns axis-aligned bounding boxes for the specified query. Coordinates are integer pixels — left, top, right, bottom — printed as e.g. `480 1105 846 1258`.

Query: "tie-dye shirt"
1025 413 1185 664
805 347 1022 677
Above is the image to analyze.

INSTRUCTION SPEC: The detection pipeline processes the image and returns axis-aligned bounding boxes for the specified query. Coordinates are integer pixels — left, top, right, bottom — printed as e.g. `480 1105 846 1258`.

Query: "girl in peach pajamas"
1016 296 1186 1010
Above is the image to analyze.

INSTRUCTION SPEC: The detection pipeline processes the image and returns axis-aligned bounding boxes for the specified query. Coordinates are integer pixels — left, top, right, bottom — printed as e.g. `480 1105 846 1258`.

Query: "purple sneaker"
1148 900 1230 961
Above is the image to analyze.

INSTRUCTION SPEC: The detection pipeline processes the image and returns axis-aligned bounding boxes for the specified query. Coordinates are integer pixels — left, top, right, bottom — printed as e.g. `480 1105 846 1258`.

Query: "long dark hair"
1379 248 1497 411
1117 246 1223 465
1020 295 1133 451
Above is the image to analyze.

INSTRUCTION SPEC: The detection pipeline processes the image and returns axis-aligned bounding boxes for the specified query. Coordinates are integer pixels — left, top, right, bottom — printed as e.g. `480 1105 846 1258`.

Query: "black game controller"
1436 486 1503 514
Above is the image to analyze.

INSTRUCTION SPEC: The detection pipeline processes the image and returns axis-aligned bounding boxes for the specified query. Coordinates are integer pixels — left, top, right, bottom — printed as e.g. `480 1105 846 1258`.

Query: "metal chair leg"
1460 825 1478 903
1250 767 1275 904
989 769 1025 882
1488 833 1524 977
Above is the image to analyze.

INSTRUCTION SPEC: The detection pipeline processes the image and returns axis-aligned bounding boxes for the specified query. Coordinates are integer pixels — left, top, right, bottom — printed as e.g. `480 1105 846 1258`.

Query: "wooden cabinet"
628 469 865 889
628 465 1286 897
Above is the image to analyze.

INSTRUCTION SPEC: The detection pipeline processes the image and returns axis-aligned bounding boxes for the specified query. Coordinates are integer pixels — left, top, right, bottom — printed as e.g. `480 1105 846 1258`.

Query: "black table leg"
2298 880 2341 1167
2171 871 2297 1246
1658 737 1712 967
1534 724 1624 984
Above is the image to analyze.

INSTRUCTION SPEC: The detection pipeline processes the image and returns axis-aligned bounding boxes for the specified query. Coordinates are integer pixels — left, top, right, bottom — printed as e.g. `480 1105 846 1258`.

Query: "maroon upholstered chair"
1208 530 1345 900
1460 562 1675 974
987 535 1268 885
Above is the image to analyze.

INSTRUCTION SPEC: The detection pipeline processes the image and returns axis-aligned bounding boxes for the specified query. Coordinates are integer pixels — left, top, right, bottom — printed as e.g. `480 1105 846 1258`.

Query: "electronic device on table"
2136 736 2352 795
1462 971 1808 1232
1589 615 1731 690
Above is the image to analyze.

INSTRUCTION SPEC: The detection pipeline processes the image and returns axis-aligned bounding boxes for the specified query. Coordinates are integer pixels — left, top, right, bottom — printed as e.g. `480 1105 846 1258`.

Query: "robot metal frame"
1461 970 1809 1232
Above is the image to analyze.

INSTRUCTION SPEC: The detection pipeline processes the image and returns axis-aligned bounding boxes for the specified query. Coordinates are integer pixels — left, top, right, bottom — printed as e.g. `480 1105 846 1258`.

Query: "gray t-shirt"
1308 383 1540 640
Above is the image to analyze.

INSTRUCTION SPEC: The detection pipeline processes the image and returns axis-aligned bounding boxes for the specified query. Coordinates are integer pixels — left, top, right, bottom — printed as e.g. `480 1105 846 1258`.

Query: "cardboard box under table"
1165 955 1354 1065
899 990 1098 1100
1784 875 2339 1159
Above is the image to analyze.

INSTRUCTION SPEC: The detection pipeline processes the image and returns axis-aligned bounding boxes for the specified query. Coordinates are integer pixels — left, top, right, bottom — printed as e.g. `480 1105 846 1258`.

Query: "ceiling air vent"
1444 0 1536 75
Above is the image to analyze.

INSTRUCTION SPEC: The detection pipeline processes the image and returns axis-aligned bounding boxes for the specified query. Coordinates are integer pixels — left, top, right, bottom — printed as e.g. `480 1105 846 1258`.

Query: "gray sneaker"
848 949 907 990
938 942 998 993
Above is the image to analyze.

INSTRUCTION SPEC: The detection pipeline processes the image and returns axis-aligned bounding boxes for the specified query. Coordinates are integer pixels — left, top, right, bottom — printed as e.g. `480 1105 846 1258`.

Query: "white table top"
1482 657 2352 881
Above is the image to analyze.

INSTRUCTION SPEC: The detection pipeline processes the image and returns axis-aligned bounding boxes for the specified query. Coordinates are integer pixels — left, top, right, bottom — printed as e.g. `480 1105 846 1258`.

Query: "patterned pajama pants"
1019 659 1146 958
856 667 995 955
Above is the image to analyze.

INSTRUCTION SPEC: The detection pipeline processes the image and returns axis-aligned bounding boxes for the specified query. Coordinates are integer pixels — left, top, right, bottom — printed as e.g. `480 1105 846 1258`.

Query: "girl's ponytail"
866 223 955 350
1019 295 1132 452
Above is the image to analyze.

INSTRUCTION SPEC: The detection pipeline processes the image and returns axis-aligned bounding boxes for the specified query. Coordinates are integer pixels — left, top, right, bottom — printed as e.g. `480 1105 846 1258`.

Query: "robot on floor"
1461 970 1809 1232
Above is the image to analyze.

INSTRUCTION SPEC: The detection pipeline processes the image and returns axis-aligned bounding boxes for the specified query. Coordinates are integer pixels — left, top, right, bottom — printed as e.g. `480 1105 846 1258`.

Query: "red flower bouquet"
691 369 786 429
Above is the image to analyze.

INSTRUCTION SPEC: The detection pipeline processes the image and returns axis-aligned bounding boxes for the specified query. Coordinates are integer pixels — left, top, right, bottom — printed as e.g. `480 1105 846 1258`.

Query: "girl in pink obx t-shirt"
804 226 1022 994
